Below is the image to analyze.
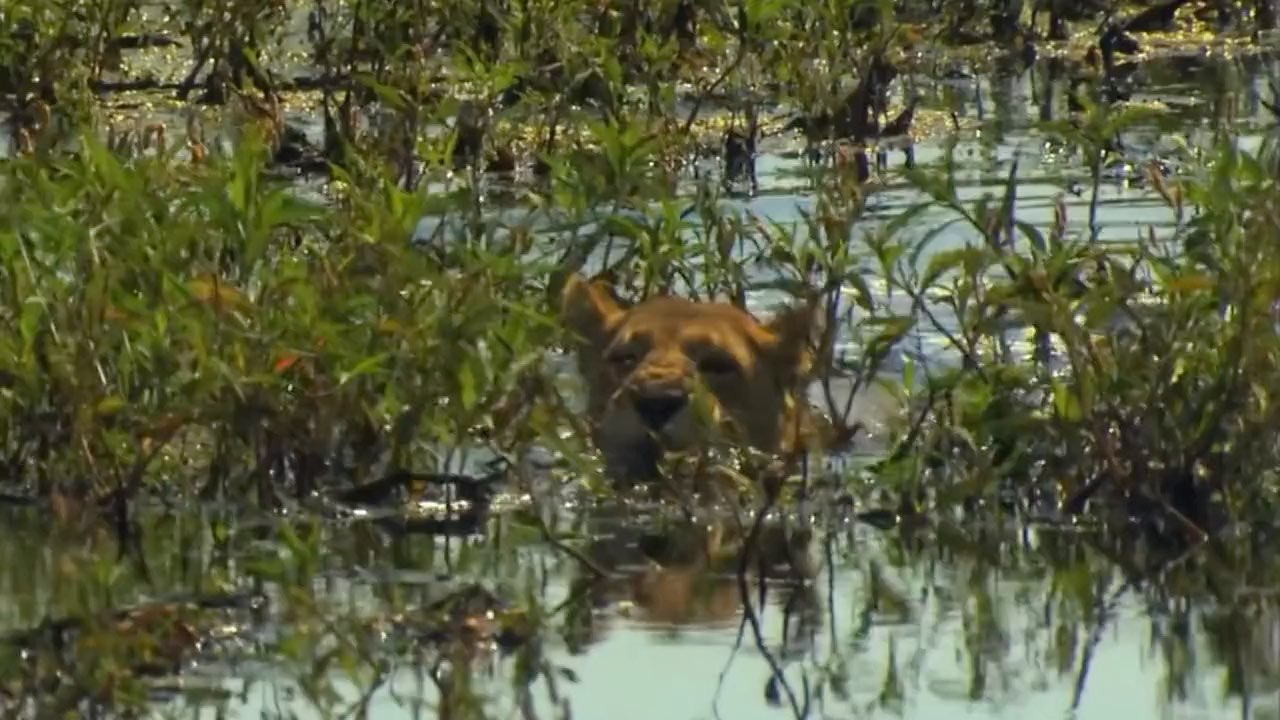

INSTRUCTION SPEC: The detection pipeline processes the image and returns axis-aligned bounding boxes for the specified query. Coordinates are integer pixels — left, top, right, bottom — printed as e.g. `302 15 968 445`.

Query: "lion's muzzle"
631 388 689 431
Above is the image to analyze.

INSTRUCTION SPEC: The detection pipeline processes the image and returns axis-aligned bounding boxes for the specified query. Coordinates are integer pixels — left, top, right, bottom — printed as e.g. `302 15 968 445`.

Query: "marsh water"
6 38 1280 720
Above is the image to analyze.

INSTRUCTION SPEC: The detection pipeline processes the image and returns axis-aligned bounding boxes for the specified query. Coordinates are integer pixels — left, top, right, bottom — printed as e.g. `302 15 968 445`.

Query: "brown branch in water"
534 512 610 580
1069 577 1136 711
733 481 809 720
548 572 602 618
82 73 363 99
678 0 751 138
1149 491 1209 545
1062 468 1108 516
711 612 752 720
336 667 390 720
904 280 990 383
875 383 942 469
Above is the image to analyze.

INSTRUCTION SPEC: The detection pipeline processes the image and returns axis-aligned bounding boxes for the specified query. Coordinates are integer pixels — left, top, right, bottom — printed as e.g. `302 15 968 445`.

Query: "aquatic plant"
1 0 1279 717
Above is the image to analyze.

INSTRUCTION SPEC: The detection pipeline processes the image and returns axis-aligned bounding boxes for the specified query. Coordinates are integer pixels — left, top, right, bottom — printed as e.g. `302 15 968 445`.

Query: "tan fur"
587 519 817 628
560 273 819 477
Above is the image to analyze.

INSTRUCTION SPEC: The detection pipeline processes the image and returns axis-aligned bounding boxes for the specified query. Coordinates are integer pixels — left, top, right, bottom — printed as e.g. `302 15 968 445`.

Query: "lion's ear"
561 273 624 346
762 300 822 380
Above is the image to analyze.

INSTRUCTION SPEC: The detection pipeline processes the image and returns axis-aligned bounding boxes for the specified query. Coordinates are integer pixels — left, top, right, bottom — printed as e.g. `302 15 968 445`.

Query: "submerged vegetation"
2 0 1280 716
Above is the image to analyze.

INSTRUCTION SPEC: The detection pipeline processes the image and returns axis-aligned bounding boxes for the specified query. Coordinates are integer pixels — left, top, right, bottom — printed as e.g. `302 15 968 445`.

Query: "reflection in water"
0 505 1268 719
2 42 1280 720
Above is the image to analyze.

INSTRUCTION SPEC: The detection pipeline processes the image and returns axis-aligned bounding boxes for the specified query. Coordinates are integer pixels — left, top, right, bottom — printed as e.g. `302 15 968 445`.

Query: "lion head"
560 273 820 479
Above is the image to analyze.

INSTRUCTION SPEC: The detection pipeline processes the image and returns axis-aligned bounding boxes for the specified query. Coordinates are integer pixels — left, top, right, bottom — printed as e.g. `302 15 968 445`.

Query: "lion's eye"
697 353 740 375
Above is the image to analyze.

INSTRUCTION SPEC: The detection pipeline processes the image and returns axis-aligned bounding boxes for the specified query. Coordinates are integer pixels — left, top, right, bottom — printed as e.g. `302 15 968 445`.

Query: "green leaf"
844 271 876 311
864 315 914 360
922 247 982 288
907 217 968 272
18 298 45 363
96 395 126 417
458 358 478 411
1051 378 1081 422
1015 220 1047 254
339 353 391 386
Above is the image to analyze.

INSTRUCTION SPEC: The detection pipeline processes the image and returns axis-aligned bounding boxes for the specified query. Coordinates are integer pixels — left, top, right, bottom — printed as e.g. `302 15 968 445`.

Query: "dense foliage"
2 0 1280 716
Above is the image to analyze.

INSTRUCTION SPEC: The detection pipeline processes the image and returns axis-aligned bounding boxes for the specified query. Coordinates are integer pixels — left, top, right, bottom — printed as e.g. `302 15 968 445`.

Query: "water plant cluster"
2 0 1280 716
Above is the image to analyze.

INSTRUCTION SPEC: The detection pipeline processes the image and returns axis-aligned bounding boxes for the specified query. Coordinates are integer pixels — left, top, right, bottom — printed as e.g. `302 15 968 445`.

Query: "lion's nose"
633 391 688 430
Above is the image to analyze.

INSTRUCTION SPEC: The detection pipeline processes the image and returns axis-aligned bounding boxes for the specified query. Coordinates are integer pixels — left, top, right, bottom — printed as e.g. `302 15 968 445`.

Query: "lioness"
560 273 821 478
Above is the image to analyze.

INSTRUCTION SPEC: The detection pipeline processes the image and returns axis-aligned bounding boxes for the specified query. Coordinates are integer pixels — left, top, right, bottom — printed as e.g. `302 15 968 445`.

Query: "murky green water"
14 498 1277 720
4 33 1280 720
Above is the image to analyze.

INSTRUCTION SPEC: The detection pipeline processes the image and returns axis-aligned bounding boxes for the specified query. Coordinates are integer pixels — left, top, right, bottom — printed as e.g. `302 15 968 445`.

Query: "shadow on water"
5 21 1280 720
